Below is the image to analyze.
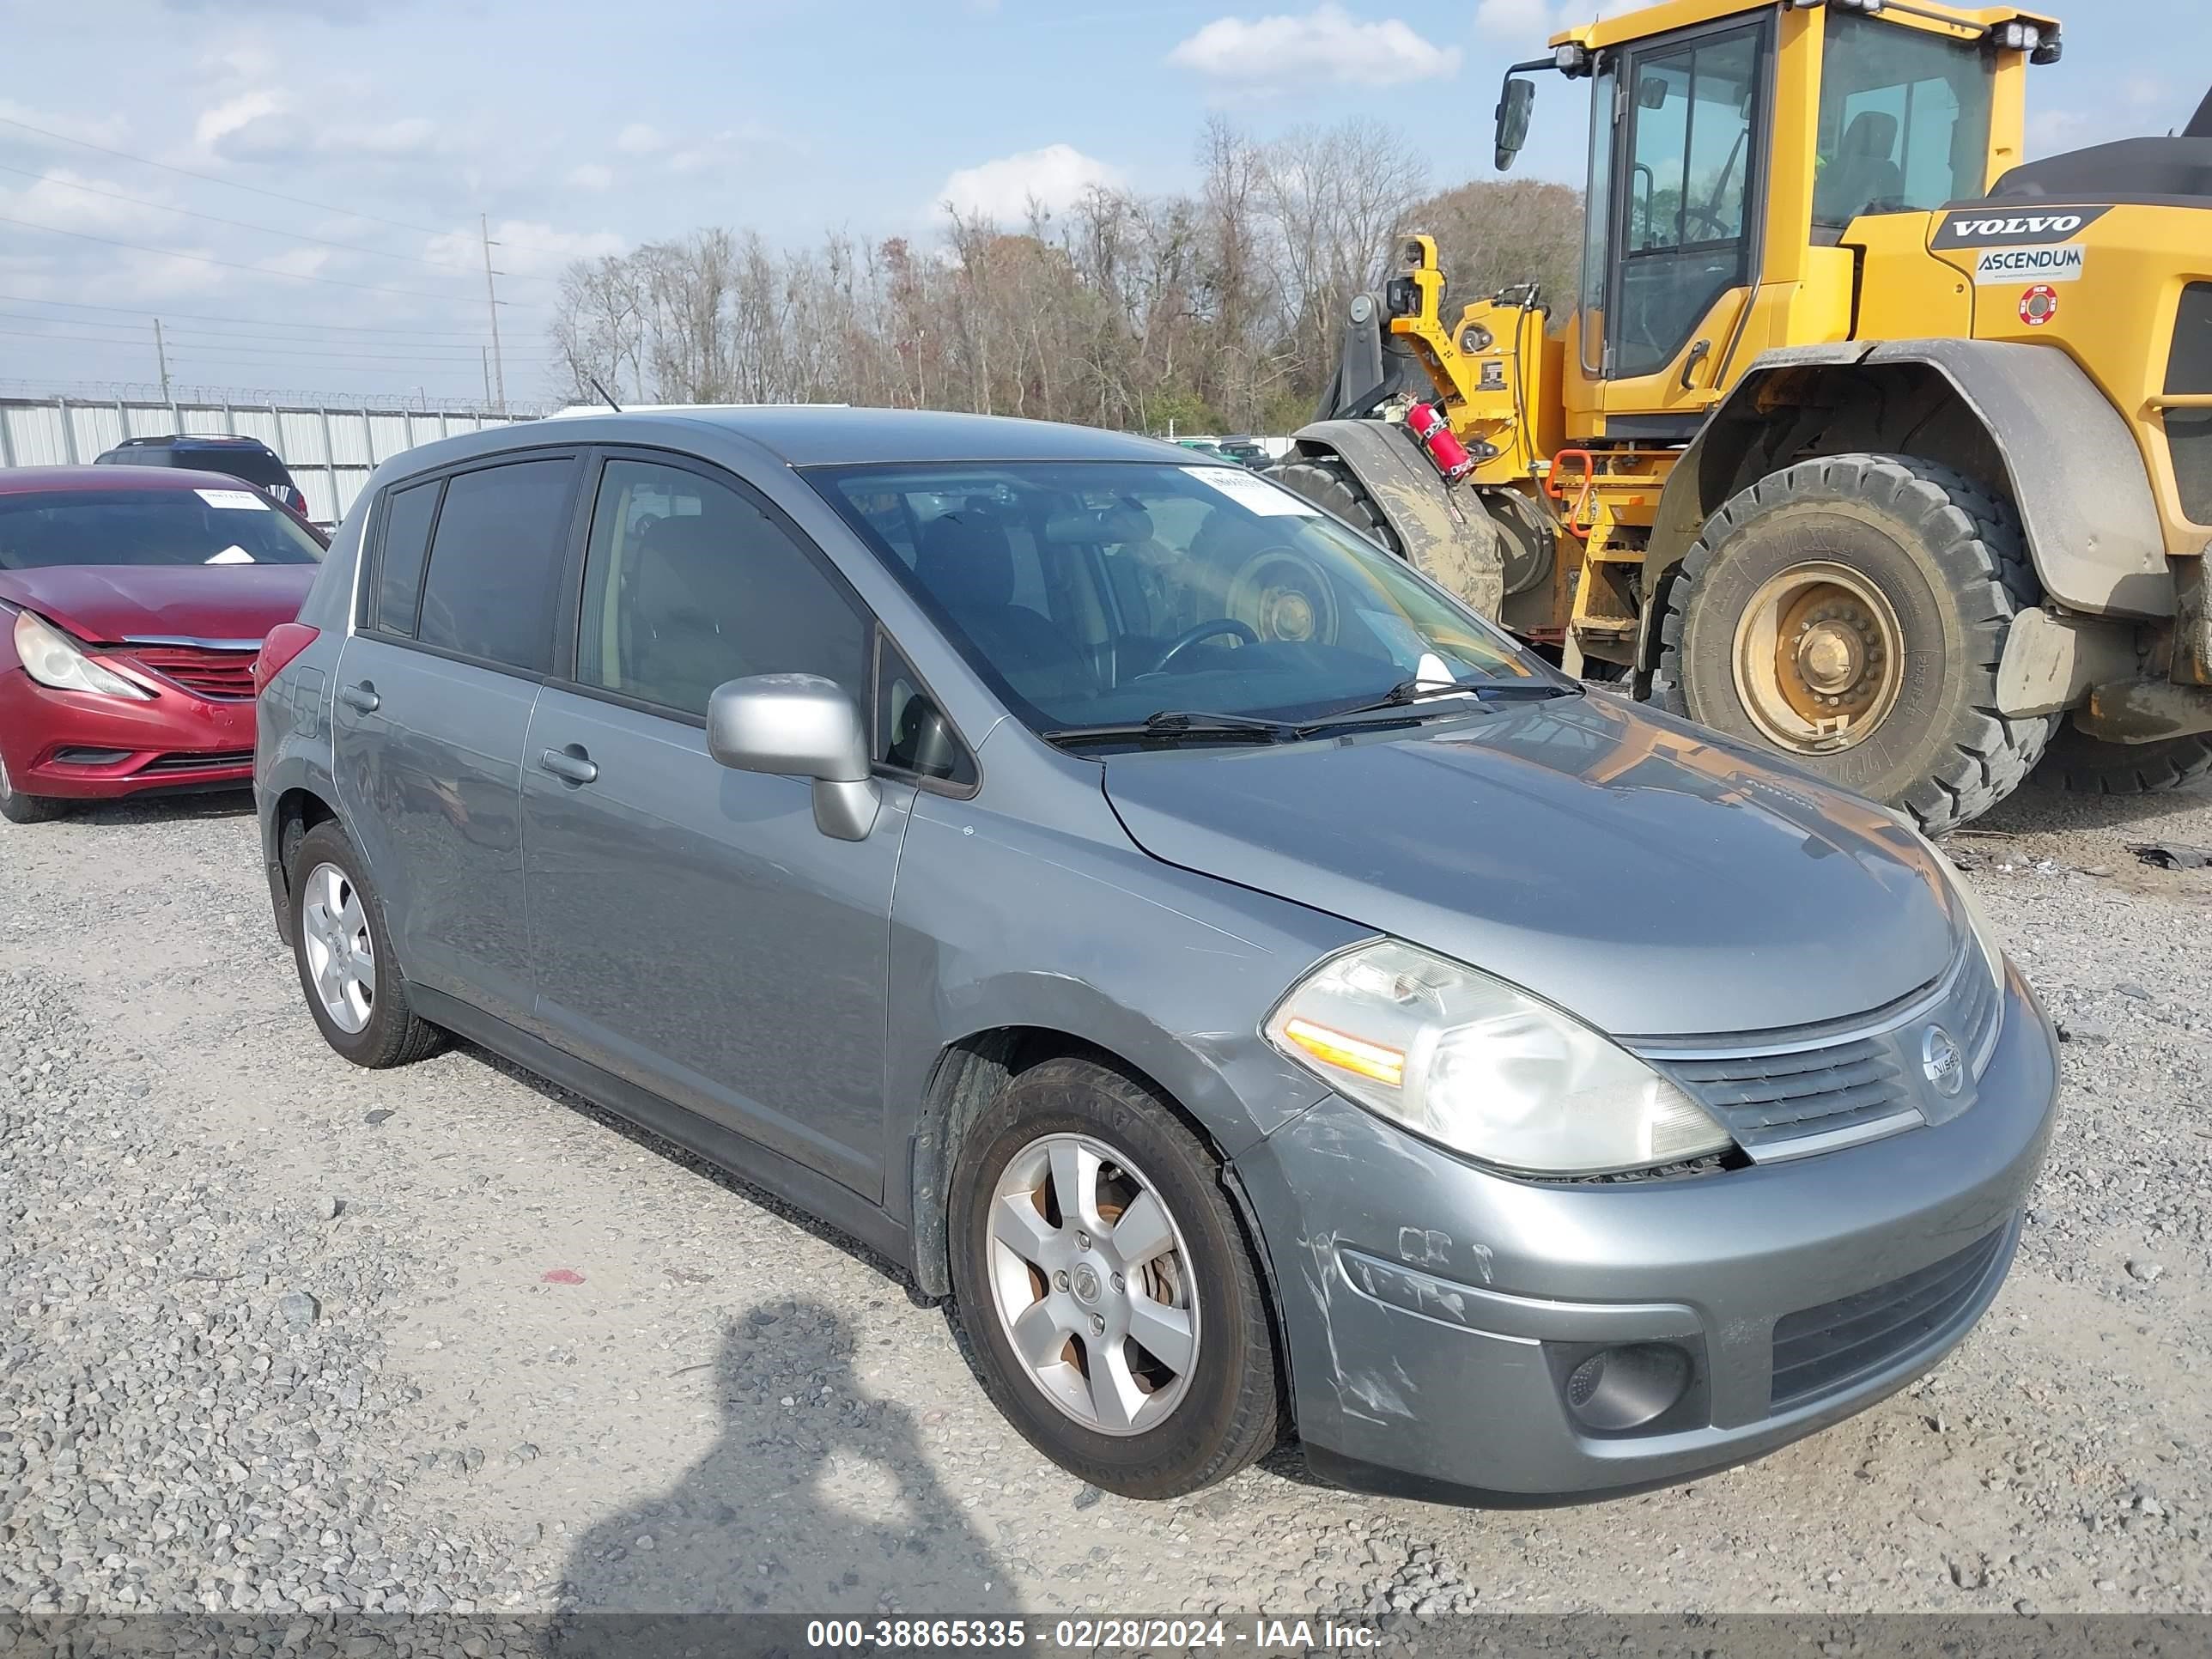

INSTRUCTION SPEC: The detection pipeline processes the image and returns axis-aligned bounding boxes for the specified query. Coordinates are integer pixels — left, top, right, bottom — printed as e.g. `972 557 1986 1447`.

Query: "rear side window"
416 458 579 673
373 479 441 635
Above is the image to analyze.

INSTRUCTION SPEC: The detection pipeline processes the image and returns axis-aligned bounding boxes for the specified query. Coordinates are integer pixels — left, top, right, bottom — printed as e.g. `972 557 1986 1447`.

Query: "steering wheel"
1682 205 1732 240
1152 617 1259 673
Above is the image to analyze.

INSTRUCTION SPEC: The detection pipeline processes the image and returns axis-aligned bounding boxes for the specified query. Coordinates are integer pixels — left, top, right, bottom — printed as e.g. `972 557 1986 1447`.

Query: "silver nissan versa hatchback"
255 409 2057 1504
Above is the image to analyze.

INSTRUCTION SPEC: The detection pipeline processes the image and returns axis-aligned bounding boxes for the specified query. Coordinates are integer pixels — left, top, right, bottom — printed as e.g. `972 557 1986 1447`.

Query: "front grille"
1770 1225 2008 1409
1661 1038 1911 1152
2167 283 2212 525
135 750 252 776
125 645 258 701
1635 941 2002 1160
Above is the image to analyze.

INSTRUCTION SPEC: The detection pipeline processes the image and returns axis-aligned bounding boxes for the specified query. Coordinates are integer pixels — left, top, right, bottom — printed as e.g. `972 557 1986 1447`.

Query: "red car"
0 465 325 824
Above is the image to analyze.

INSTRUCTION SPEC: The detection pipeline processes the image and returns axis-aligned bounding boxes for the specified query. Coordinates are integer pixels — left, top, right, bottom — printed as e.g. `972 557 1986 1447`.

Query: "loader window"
1813 13 1994 232
1613 23 1763 379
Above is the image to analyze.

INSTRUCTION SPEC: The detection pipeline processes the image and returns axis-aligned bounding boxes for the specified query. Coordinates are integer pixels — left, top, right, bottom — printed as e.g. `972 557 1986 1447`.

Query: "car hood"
0 563 315 645
1100 693 1962 1038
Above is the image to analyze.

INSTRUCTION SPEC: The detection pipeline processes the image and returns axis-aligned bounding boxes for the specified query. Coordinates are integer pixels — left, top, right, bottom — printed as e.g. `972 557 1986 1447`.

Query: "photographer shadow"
554 1300 1012 1651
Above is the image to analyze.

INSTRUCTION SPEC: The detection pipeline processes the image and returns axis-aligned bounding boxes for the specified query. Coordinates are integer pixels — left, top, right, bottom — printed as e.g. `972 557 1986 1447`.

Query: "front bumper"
1230 967 2057 1505
0 667 257 799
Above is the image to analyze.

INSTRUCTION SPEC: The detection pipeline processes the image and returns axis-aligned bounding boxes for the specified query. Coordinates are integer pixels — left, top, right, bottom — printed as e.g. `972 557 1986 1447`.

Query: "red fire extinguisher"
1405 401 1476 483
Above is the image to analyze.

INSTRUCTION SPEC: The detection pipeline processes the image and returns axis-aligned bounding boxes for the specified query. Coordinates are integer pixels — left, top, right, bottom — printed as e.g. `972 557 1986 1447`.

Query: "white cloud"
0 169 175 235
1478 0 1639 33
615 123 665 155
568 162 615 191
194 89 287 150
1168 5 1459 91
345 116 438 156
933 143 1127 222
0 99 131 149
424 218 626 280
1472 0 1551 33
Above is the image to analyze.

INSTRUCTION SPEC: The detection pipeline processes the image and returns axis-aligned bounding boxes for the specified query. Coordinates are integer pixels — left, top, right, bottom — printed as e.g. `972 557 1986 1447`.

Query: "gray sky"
1 0 2200 407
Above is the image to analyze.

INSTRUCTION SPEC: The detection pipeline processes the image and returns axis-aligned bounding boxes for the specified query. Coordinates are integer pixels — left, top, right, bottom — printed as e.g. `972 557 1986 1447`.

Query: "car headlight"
12 608 150 701
1264 939 1734 1176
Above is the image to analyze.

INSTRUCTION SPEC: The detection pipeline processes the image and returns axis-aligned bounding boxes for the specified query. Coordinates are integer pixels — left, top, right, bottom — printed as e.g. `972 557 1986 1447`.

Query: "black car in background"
1216 435 1268 468
94 434 315 521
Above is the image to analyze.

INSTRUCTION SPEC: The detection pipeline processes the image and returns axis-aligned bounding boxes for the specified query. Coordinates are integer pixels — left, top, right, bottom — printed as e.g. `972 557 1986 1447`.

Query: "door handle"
1679 338 1712 391
538 747 599 785
339 682 380 714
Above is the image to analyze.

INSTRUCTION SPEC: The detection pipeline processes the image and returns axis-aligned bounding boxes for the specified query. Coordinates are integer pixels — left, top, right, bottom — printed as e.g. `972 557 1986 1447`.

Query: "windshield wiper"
1300 673 1575 730
1042 709 1302 747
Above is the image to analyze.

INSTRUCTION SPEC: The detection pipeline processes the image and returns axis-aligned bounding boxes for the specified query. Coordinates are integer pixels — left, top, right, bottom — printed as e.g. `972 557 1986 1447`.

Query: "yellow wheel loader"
1271 0 2212 831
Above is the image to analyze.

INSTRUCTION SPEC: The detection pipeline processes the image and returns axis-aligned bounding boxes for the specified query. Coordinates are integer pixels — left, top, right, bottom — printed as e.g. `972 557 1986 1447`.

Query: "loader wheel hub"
1796 620 1864 695
1732 562 1905 754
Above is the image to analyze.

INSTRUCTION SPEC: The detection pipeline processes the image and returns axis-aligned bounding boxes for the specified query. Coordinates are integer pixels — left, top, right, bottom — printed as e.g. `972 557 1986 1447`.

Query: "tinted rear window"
106 446 294 491
180 449 292 492
0 489 325 570
373 478 441 635
415 459 578 672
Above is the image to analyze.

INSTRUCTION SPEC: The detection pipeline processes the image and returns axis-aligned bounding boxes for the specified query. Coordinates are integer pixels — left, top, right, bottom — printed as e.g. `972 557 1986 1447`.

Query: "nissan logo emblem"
1921 1025 1966 1097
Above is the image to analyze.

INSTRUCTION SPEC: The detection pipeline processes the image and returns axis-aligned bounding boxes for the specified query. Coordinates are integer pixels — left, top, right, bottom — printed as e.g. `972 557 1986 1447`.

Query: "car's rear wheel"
0 756 67 825
948 1057 1280 1498
289 820 443 1068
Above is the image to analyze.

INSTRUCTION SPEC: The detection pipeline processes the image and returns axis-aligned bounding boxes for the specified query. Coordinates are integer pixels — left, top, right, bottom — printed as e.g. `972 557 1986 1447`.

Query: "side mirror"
706 673 880 842
1494 76 1535 171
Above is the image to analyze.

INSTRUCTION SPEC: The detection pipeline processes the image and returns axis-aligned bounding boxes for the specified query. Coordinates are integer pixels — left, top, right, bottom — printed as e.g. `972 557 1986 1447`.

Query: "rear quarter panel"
256 501 360 921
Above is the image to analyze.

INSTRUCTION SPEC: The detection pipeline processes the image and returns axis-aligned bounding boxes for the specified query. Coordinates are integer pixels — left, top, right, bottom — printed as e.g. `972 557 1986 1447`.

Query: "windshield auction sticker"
195 488 272 510
1183 465 1321 516
1973 245 2083 285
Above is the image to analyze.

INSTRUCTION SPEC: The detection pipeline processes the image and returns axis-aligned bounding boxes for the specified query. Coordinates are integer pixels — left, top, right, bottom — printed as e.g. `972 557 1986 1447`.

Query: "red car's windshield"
0 489 325 570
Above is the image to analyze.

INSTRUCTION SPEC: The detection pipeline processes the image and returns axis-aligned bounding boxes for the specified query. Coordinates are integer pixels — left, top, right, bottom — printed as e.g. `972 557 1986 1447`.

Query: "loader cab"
1494 0 2048 439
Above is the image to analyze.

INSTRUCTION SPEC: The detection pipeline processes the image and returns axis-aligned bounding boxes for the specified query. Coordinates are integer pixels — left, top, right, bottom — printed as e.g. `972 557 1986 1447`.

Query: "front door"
332 453 582 1027
520 453 907 1199
1596 17 1768 417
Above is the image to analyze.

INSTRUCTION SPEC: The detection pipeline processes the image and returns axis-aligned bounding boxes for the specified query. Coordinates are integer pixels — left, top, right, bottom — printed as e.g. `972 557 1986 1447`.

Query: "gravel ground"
0 781 2206 1620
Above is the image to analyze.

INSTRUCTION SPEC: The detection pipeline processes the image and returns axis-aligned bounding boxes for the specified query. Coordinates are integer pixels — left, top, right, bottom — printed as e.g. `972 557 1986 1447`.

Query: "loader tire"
1269 457 1401 554
2035 725 2212 796
1653 453 2056 836
1270 453 1506 617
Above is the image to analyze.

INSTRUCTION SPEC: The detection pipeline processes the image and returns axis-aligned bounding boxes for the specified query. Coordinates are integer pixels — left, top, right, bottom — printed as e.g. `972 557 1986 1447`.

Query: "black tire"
1271 453 1505 616
2035 723 2212 796
947 1057 1280 1499
1270 457 1401 554
1653 453 2055 835
0 756 68 824
288 820 443 1068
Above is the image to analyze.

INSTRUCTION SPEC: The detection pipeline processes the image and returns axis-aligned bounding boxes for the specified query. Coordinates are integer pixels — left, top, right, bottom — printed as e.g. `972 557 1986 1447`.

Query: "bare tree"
540 112 1578 434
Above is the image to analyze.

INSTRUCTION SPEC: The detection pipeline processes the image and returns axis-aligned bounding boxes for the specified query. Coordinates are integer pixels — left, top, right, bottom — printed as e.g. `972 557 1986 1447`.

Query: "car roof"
390 405 1207 476
111 433 276 449
0 464 274 495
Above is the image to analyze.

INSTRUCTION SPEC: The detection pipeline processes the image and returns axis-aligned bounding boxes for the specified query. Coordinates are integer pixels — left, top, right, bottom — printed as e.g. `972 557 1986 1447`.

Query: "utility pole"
479 213 507 413
482 347 492 408
153 318 171 403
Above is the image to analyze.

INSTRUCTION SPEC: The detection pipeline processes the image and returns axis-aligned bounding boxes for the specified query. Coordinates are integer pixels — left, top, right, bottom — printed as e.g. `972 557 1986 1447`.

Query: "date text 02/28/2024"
804 1618 1383 1651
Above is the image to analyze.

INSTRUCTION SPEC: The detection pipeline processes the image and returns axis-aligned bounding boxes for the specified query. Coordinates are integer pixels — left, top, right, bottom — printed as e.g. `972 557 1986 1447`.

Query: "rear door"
519 451 916 1198
331 451 585 1027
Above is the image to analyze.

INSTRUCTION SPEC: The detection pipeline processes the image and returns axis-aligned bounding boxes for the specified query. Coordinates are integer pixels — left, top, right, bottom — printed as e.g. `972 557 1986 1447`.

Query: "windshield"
1814 12 1995 231
0 489 326 569
811 460 1554 738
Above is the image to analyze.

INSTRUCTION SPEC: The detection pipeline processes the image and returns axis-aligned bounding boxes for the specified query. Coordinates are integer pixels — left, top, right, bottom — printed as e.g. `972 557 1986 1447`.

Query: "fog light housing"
1562 1343 1692 1431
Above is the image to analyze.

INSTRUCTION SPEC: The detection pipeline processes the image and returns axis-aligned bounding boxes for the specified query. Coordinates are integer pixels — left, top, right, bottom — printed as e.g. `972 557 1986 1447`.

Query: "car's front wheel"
288 820 443 1068
948 1057 1280 1498
0 756 67 824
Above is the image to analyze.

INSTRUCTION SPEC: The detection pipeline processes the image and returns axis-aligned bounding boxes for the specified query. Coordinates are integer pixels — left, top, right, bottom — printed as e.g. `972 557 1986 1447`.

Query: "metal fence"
0 396 545 523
